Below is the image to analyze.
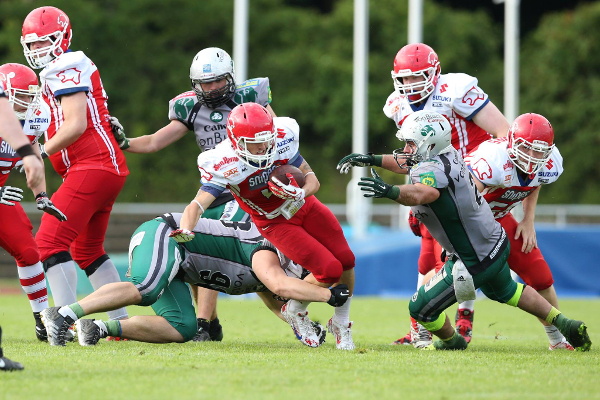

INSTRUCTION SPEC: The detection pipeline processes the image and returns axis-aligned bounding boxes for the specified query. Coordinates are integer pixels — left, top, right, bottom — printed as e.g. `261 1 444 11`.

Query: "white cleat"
410 321 433 349
40 307 75 346
75 319 106 346
549 340 574 351
327 318 355 350
281 302 322 348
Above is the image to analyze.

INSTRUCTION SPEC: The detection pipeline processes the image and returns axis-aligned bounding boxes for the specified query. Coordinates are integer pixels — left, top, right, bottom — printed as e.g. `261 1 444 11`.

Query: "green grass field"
1 282 599 400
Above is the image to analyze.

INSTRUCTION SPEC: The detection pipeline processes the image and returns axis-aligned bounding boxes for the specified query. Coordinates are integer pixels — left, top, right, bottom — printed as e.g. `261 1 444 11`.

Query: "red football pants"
497 213 553 291
254 196 355 284
0 203 40 266
36 169 126 270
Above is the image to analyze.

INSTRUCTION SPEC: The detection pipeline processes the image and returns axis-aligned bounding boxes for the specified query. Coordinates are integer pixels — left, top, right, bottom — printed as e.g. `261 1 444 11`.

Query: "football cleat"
0 357 24 371
410 321 433 349
312 321 327 345
33 311 47 342
549 340 574 351
327 318 355 350
192 328 211 342
391 332 412 345
209 319 224 342
455 308 474 344
40 307 74 346
557 319 591 352
426 332 468 351
281 302 322 348
75 319 106 346
106 336 128 342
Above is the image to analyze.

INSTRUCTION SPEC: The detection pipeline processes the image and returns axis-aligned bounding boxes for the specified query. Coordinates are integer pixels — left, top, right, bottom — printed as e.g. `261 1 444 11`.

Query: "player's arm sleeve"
409 162 449 190
451 73 490 121
257 77 272 106
44 53 93 97
197 153 227 197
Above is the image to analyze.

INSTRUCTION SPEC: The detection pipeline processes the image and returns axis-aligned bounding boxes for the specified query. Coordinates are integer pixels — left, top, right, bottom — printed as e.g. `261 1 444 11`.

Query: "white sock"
545 325 566 346
17 262 48 312
416 273 425 289
458 300 475 311
333 296 352 325
46 260 78 306
58 305 78 322
287 299 310 314
88 258 129 320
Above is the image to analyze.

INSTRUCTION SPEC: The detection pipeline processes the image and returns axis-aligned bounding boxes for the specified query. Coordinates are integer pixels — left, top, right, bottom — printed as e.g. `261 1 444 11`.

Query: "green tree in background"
0 0 595 204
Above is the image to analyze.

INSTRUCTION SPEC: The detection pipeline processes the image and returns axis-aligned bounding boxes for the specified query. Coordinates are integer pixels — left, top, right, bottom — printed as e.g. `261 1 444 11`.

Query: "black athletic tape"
84 254 110 277
42 251 73 272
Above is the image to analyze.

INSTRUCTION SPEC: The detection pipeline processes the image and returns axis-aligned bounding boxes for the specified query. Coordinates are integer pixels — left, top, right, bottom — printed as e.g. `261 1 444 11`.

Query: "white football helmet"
393 110 452 168
190 48 236 108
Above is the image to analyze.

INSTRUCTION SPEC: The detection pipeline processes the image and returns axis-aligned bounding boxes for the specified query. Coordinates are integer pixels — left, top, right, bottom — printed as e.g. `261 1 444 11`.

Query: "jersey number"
468 173 483 209
199 270 231 291
220 220 253 231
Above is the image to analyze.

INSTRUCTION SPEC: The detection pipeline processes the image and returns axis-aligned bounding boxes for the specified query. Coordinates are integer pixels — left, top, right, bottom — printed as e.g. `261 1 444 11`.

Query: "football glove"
169 228 195 243
0 185 24 206
38 143 48 159
358 168 400 200
327 284 350 307
337 153 375 174
268 174 305 201
108 116 130 150
408 210 422 237
35 192 67 221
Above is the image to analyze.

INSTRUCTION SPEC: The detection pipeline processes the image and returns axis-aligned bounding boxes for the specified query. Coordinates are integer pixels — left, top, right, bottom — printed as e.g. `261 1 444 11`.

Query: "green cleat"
426 332 468 351
556 317 591 352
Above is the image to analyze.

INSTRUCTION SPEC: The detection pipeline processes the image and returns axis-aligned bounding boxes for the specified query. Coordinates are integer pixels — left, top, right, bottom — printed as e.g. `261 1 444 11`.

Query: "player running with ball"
172 102 357 349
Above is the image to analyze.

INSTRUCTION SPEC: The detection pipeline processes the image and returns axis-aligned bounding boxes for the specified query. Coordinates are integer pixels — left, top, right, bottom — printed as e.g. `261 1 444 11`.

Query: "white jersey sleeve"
464 140 506 187
41 51 96 97
273 117 301 164
382 91 404 128
447 73 490 120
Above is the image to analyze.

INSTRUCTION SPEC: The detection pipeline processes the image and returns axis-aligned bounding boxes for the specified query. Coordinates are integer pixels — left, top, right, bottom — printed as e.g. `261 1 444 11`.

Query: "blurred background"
1 0 599 296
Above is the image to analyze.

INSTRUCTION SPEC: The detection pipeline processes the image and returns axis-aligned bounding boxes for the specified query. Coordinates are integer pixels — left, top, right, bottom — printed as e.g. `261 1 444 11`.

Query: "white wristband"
192 200 205 214
304 171 315 177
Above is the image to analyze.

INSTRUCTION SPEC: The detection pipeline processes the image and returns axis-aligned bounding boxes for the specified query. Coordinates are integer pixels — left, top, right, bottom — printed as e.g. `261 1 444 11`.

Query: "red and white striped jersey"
383 73 493 157
197 117 303 222
465 137 563 219
40 51 128 178
0 102 51 185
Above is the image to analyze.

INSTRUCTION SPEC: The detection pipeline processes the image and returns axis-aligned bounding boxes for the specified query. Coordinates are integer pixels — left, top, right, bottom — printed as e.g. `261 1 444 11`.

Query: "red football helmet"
391 43 441 104
0 63 41 120
226 103 276 169
21 6 72 69
507 113 555 175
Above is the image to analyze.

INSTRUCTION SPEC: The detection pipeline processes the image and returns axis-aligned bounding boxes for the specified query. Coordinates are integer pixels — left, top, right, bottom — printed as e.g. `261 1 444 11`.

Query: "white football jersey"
383 73 493 157
197 117 303 219
465 137 563 218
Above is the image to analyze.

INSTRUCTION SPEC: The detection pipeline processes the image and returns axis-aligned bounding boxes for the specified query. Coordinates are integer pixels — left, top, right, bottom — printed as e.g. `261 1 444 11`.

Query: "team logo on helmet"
420 125 436 137
428 51 438 65
210 111 223 122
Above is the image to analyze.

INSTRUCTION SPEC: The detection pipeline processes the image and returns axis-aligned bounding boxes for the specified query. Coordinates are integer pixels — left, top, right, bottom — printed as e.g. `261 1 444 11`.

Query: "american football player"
339 110 591 352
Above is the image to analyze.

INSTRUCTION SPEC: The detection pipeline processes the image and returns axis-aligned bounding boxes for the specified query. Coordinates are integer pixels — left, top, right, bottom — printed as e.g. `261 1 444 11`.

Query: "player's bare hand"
0 185 24 206
35 192 67 222
515 219 537 254
268 174 305 201
336 153 375 174
22 155 44 189
169 228 195 243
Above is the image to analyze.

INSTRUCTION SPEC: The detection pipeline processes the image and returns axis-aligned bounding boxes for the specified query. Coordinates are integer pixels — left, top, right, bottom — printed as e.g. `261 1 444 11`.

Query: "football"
268 164 305 187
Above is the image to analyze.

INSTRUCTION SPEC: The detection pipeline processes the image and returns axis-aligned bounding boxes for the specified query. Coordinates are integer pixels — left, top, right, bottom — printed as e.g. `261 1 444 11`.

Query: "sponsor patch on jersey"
223 167 239 178
213 156 239 171
237 79 259 89
419 172 437 187
538 178 550 184
57 68 82 85
538 171 559 177
210 111 223 122
439 83 448 93
432 102 443 108
503 159 513 171
432 95 451 102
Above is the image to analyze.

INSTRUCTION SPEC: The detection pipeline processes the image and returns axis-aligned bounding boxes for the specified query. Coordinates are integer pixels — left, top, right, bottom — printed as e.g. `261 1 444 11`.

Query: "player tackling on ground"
172 102 357 350
338 110 591 351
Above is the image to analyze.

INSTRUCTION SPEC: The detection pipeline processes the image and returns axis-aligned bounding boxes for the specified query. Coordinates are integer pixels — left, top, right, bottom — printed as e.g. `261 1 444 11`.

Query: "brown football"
268 164 305 187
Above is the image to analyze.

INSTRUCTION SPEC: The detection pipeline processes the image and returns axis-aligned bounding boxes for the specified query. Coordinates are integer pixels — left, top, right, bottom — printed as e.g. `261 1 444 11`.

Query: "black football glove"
35 192 67 221
358 168 400 200
337 153 376 174
327 284 350 307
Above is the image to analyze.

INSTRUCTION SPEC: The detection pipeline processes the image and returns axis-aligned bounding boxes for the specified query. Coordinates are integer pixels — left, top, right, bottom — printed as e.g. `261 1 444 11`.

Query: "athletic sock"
544 325 566 346
333 296 352 325
417 273 425 289
287 299 310 314
17 262 48 312
45 259 78 306
65 302 86 319
58 305 78 321
458 300 474 312
87 257 128 320
545 306 562 325
99 320 121 337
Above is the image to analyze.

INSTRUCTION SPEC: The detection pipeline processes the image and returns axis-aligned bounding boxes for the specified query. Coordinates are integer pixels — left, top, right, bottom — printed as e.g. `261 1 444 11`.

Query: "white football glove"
108 115 130 150
35 192 67 222
268 175 305 201
0 186 24 206
169 228 195 243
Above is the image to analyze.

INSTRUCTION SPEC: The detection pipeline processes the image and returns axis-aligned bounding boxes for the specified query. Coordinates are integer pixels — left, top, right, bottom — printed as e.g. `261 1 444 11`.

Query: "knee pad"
42 251 73 272
84 254 110 277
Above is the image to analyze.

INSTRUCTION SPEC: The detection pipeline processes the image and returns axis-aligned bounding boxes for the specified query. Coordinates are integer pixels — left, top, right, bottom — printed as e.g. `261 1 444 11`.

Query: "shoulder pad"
169 91 198 122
